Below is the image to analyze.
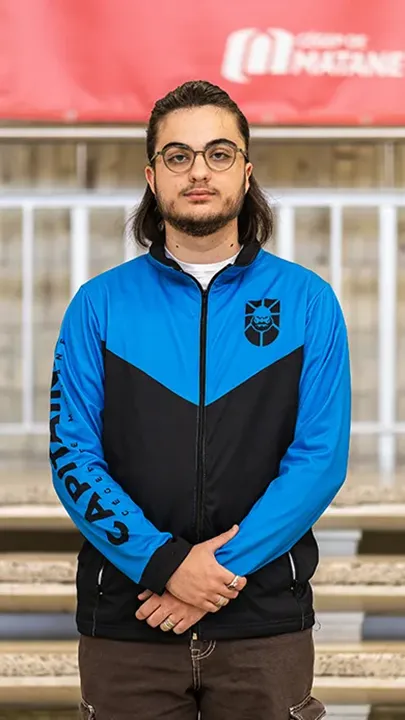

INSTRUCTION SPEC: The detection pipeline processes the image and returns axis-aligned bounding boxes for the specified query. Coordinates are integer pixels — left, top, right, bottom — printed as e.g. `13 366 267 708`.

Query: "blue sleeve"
215 284 351 576
49 286 191 595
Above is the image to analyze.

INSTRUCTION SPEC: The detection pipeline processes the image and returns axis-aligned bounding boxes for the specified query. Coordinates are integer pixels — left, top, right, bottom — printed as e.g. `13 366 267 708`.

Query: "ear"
145 165 156 195
245 163 253 193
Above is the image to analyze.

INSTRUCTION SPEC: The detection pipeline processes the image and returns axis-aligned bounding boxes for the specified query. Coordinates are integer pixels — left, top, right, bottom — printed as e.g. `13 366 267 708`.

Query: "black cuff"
140 537 192 595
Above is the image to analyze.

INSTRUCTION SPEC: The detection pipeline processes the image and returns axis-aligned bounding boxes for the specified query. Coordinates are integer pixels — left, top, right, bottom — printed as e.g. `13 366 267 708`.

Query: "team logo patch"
245 299 280 347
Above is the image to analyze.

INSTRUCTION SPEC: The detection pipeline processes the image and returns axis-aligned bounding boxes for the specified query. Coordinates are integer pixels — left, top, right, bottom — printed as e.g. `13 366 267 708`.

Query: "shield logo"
245 299 280 347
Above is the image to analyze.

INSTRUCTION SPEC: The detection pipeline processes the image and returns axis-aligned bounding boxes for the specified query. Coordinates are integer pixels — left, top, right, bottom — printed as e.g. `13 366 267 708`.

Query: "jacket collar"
148 240 261 273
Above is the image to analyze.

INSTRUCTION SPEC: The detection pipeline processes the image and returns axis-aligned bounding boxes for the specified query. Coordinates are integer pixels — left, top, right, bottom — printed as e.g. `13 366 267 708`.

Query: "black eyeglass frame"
150 139 249 173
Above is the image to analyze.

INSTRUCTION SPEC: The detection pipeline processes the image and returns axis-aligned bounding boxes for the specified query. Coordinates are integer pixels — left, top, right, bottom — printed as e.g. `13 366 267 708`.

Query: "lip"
184 191 215 201
184 190 216 197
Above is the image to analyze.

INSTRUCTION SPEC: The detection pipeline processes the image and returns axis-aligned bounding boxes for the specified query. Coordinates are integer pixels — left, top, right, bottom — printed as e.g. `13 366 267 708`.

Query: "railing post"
378 205 398 479
21 205 34 429
124 206 137 261
70 207 89 297
330 205 343 300
277 206 295 261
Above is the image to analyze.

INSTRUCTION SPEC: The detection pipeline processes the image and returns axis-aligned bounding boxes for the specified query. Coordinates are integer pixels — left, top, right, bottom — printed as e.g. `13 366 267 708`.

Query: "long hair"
131 80 273 248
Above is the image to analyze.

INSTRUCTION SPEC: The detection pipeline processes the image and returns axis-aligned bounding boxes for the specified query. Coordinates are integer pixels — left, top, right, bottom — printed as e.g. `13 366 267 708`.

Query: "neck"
164 219 240 264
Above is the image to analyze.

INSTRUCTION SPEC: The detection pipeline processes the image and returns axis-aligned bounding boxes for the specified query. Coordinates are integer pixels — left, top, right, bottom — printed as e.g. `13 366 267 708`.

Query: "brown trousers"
78 629 326 720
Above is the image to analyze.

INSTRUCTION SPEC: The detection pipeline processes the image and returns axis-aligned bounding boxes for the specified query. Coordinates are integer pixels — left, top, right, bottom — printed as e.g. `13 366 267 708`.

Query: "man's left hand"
135 590 206 635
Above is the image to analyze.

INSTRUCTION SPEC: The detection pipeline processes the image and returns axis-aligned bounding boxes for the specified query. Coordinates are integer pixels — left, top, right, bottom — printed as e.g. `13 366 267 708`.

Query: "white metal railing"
0 190 404 475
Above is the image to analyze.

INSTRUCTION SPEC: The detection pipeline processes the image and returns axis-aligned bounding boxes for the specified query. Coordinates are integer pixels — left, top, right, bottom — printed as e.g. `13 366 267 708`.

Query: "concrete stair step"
315 556 405 586
0 553 76 612
1 554 405 613
0 506 71 531
1 553 404 585
1 472 405 521
1 472 404 504
0 641 404 706
314 556 405 613
2 502 405 532
317 505 405 531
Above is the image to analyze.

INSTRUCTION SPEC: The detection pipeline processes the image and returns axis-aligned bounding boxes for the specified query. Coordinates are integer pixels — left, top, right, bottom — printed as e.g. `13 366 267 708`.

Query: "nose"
189 152 211 182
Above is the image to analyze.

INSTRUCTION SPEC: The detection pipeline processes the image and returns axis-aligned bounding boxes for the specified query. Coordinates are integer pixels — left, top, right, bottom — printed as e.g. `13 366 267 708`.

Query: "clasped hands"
135 525 247 635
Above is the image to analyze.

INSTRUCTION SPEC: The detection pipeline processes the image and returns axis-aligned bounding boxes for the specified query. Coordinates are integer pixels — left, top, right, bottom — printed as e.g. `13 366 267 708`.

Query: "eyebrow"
160 138 239 152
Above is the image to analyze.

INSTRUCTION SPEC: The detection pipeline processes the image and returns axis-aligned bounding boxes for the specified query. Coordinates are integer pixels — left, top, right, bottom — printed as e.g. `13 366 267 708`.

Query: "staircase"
0 474 405 718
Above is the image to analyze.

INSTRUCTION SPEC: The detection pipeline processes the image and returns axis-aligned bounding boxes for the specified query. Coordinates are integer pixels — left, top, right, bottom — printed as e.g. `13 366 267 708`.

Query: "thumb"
138 590 153 601
207 525 239 551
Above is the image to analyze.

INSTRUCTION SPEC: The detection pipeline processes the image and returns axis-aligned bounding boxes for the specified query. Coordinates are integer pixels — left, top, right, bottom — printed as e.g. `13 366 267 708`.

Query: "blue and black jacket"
49 240 351 642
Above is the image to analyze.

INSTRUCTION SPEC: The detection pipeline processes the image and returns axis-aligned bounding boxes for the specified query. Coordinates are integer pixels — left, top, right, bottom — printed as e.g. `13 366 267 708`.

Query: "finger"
204 576 246 603
210 563 241 588
147 608 178 629
135 596 161 620
160 615 180 633
192 587 236 609
217 574 247 594
213 595 230 609
206 525 239 551
203 600 223 614
226 575 247 592
173 619 194 635
138 590 153 601
215 585 239 600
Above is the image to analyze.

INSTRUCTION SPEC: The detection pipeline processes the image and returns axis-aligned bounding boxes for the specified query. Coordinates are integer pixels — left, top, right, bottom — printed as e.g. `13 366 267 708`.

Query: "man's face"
145 106 253 238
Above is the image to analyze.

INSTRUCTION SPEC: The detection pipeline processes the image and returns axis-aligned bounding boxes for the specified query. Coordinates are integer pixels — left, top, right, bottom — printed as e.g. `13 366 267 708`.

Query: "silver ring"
227 575 240 589
216 595 228 608
161 618 176 632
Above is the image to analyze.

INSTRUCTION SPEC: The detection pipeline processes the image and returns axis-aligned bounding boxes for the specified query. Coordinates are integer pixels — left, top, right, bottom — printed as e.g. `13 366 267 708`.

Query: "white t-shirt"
165 248 239 290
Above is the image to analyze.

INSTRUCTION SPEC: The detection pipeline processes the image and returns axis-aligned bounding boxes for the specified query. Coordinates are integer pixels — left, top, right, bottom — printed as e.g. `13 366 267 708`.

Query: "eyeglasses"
151 141 248 174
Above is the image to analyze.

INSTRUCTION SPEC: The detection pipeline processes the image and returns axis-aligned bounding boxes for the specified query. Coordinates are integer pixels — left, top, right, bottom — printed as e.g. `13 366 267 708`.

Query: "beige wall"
0 140 404 473
1 140 405 188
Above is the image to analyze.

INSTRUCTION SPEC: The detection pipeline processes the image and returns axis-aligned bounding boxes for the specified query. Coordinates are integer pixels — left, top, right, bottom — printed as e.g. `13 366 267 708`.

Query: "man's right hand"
166 525 247 612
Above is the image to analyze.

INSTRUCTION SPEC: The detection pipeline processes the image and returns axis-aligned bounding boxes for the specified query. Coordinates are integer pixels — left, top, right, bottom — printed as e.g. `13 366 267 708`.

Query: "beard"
155 181 246 238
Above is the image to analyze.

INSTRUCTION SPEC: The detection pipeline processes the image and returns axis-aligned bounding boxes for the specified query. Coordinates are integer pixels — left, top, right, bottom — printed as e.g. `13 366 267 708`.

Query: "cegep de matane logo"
221 28 405 83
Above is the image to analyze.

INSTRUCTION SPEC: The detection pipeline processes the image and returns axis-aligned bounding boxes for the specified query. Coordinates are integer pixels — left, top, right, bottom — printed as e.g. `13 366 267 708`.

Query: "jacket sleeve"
215 283 351 576
50 285 191 595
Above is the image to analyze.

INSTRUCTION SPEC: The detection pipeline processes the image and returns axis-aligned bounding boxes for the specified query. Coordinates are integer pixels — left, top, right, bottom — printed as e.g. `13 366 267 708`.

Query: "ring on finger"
227 574 240 590
161 617 176 632
215 595 229 608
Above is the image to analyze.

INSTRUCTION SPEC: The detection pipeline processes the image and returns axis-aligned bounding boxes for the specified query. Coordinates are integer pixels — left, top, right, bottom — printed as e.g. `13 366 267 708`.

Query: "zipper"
190 287 209 643
195 289 209 543
91 561 105 637
288 551 304 631
193 267 231 543
187 266 231 641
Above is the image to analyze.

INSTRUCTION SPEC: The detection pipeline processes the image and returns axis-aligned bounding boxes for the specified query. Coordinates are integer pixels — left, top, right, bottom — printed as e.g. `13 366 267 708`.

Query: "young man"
50 80 350 719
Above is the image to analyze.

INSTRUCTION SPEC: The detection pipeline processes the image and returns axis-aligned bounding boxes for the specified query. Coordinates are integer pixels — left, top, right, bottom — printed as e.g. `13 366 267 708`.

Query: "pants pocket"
290 694 326 720
79 698 97 719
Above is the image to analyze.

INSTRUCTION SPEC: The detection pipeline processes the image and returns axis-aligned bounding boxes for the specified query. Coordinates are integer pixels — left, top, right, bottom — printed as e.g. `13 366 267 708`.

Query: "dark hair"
131 80 273 248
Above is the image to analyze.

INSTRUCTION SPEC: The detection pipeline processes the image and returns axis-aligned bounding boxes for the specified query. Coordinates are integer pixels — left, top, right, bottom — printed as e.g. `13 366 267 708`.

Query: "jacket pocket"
290 694 326 720
79 698 96 719
77 542 140 629
76 542 102 628
287 551 298 588
91 559 106 636
292 530 319 584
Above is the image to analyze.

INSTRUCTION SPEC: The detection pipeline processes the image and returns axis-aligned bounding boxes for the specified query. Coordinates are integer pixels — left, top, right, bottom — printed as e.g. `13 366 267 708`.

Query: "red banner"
1 0 405 124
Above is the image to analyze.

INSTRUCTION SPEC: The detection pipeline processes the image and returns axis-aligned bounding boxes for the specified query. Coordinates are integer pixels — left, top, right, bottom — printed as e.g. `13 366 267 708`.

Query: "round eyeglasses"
151 141 248 174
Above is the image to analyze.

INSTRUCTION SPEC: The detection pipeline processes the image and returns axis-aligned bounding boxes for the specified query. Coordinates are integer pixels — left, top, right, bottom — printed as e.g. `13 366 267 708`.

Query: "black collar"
149 240 261 270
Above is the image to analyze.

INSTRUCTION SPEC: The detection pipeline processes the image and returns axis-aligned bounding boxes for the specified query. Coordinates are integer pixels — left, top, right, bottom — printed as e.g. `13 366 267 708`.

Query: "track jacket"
49 240 351 642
